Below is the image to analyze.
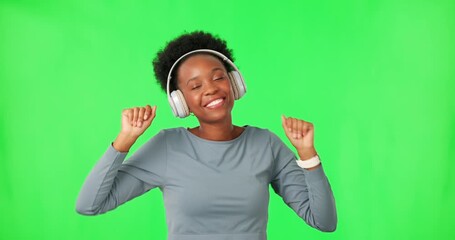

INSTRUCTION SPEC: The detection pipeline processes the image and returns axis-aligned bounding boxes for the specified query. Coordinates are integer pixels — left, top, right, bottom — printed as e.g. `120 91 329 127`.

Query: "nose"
203 80 218 95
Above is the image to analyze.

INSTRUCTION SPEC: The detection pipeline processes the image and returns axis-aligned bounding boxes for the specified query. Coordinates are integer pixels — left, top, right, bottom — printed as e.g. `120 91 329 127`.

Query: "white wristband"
296 155 321 169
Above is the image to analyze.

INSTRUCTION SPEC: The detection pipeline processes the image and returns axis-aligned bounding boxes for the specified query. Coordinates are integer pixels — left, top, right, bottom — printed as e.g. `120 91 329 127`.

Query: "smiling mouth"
205 98 225 109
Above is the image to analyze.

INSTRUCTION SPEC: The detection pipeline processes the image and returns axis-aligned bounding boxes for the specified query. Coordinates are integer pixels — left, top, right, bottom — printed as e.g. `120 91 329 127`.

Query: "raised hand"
121 105 157 137
113 105 157 152
281 115 317 160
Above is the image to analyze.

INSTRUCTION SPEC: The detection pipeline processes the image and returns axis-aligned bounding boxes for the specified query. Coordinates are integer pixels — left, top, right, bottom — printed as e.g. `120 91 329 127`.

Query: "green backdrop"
1 0 454 239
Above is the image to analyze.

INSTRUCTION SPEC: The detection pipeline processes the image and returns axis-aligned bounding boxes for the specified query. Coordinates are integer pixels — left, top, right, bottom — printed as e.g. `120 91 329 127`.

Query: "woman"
76 31 337 239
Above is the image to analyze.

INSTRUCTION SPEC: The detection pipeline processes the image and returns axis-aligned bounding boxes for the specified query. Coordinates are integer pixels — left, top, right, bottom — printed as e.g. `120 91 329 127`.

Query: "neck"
193 115 241 141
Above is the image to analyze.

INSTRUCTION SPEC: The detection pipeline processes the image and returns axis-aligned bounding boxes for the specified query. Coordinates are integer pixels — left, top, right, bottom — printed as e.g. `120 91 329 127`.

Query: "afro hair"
152 31 234 93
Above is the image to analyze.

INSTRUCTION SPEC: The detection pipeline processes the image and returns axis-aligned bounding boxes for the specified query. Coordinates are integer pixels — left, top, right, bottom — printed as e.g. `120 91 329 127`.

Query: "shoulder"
246 125 292 152
157 127 187 139
243 126 286 150
244 125 280 141
160 127 185 133
136 127 186 150
245 126 295 172
153 127 194 145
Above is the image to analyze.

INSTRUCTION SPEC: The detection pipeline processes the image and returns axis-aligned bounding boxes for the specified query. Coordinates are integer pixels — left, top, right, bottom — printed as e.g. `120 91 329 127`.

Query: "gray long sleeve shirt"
76 126 337 240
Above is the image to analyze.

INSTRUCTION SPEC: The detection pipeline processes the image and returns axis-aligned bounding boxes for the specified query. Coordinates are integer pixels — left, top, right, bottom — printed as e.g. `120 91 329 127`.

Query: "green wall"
1 0 454 239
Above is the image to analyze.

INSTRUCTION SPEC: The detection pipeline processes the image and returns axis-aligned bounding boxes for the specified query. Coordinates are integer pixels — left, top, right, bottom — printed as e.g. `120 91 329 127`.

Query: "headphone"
166 49 247 118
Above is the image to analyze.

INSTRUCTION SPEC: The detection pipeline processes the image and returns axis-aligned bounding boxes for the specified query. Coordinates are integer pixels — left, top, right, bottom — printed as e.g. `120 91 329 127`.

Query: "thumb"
281 115 290 134
144 105 157 123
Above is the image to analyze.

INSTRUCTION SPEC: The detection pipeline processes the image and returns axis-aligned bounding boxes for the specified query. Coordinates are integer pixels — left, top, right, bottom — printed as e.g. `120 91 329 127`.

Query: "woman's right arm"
75 105 158 215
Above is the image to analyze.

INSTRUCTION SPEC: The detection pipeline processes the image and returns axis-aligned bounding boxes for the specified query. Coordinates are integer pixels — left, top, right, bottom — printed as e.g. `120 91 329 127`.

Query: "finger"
296 119 304 139
124 109 133 126
294 119 301 139
281 115 292 139
137 107 145 127
286 117 292 133
133 107 139 127
144 105 157 124
287 117 293 137
291 118 298 137
302 122 309 135
151 105 157 120
305 122 314 135
281 115 288 130
143 105 152 120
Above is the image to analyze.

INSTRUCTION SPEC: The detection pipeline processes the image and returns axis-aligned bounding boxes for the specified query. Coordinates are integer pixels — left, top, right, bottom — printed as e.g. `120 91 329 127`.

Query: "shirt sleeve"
269 131 337 232
75 131 167 215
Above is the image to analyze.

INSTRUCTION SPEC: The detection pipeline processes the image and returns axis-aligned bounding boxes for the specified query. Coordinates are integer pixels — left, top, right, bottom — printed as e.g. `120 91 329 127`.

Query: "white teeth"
206 98 223 108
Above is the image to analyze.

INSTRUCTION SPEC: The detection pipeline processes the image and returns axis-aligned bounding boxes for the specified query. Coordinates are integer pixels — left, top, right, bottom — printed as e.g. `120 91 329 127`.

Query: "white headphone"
166 49 247 118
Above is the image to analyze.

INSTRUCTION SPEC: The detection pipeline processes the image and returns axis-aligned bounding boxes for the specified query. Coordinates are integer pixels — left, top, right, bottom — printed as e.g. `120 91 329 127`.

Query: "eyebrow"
186 67 225 86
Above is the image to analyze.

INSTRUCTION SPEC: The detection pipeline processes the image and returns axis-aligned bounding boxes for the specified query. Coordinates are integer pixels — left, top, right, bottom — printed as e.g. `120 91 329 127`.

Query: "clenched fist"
121 105 157 137
281 115 317 160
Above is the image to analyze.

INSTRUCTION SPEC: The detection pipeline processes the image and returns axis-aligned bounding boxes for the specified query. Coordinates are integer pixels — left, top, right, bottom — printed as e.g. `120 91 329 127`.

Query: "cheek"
182 91 200 107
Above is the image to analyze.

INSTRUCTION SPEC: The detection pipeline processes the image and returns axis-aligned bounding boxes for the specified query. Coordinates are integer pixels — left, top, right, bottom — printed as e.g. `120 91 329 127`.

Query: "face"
176 54 234 123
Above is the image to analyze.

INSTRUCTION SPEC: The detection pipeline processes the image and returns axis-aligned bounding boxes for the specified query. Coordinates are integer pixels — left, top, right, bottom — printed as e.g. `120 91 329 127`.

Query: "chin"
198 108 233 123
204 112 232 123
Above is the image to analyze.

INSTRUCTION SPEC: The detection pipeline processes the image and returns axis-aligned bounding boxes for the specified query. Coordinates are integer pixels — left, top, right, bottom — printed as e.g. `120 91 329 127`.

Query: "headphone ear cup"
170 90 190 118
228 71 246 100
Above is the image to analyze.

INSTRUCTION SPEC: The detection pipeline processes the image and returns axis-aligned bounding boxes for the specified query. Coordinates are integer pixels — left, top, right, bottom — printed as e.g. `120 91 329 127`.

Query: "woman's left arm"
270 116 337 232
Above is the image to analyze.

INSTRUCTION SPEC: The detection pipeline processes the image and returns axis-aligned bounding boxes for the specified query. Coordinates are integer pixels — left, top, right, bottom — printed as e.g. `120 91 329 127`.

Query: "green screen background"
1 0 454 239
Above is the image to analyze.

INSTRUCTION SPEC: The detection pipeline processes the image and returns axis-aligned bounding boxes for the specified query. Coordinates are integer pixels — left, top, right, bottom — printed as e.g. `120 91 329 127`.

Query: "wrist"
297 147 317 160
113 132 138 152
296 154 321 171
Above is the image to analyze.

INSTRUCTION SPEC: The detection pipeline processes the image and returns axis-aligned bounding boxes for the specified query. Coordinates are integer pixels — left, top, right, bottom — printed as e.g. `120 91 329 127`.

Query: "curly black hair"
152 31 234 93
